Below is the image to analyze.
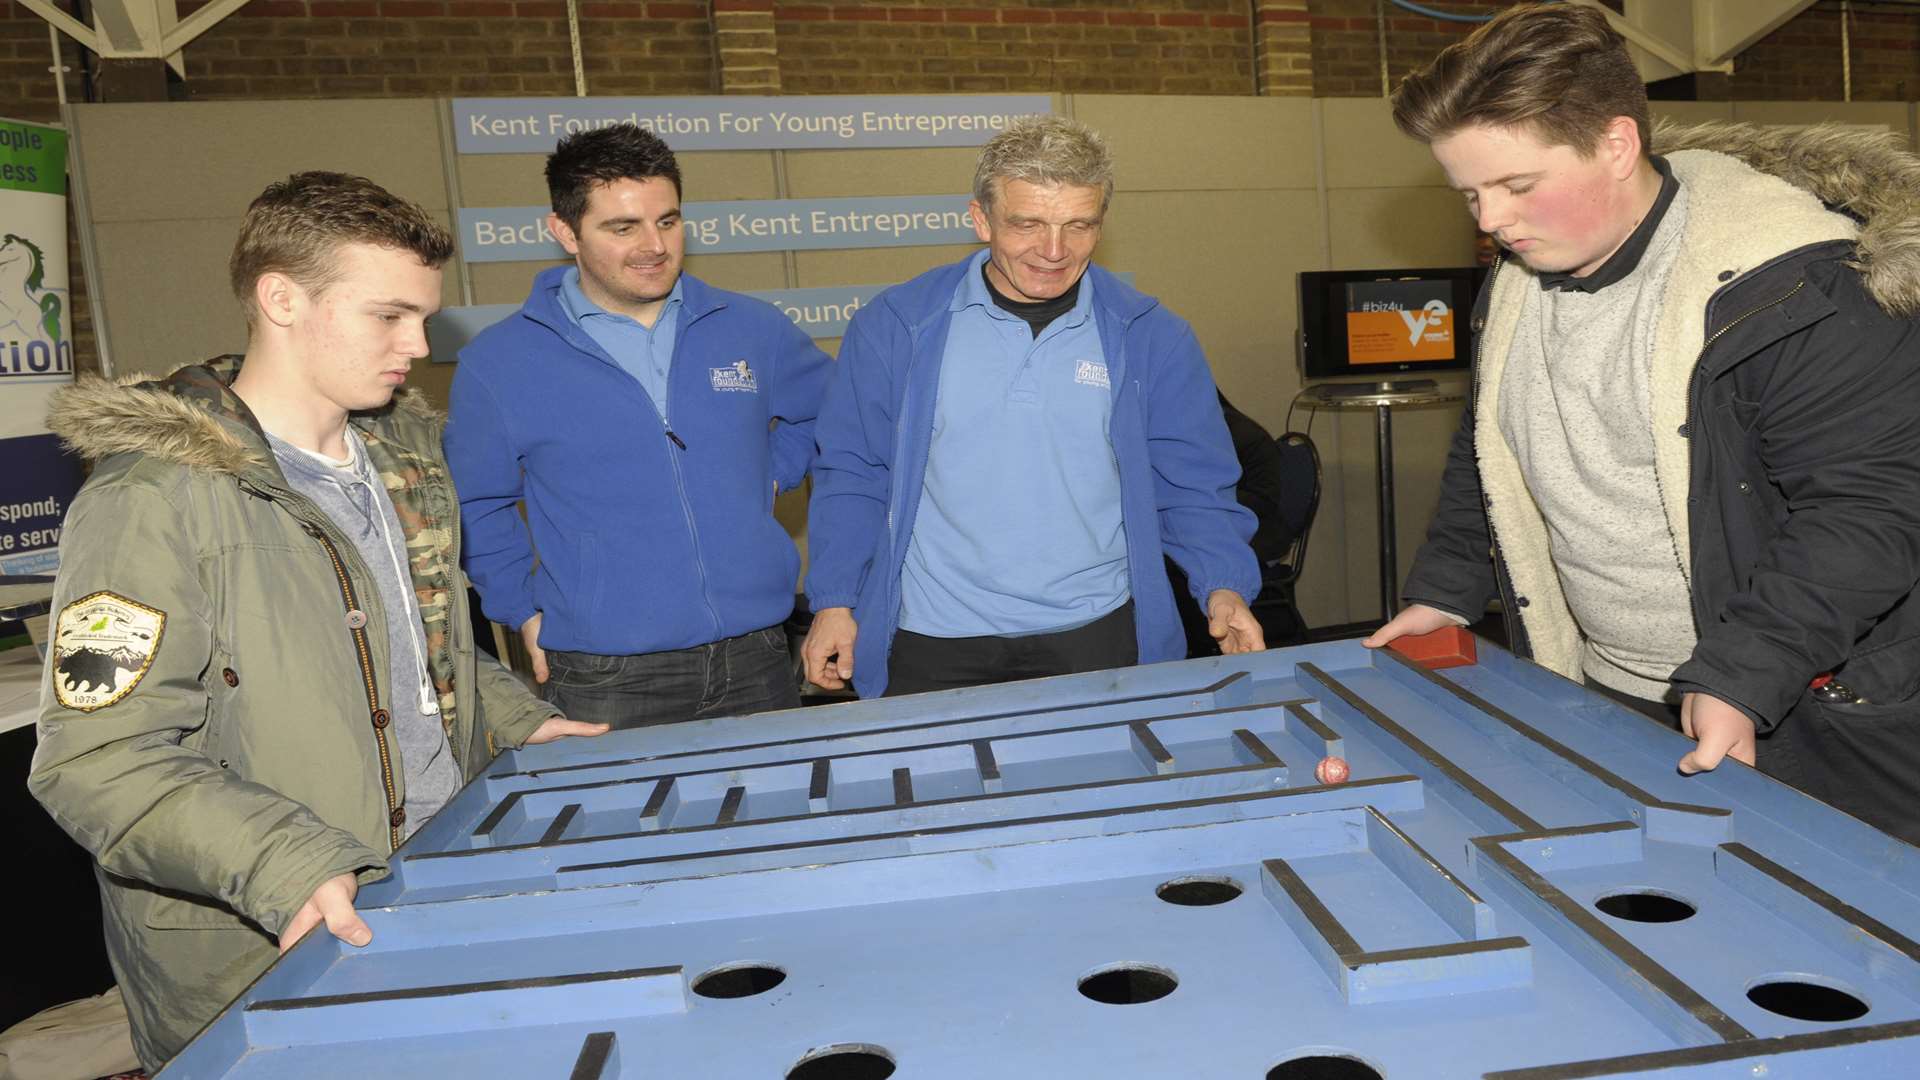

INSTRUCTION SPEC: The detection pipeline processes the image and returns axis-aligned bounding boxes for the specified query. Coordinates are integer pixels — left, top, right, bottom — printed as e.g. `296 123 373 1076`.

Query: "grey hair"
972 115 1115 214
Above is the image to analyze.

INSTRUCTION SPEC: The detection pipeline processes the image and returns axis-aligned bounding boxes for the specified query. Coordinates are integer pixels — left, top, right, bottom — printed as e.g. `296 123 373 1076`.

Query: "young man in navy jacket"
802 116 1264 699
447 125 832 727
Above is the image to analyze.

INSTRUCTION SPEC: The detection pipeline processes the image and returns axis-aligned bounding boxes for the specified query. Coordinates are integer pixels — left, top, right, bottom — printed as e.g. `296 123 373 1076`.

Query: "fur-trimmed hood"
48 357 442 476
1654 119 1920 316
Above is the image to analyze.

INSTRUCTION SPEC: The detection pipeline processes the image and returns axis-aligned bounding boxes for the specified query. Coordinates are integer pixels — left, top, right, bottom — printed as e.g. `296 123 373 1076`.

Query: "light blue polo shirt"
898 250 1130 638
559 266 683 415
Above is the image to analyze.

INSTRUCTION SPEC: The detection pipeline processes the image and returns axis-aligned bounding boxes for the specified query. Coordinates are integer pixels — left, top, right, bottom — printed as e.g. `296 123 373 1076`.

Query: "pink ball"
1315 756 1351 785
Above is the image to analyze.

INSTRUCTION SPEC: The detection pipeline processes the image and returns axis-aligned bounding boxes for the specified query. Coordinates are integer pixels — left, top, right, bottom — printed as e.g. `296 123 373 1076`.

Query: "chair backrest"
1268 431 1322 586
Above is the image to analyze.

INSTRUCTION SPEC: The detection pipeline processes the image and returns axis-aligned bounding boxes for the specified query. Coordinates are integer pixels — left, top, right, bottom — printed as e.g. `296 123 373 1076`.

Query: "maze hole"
1747 979 1870 1022
1266 1054 1384 1080
692 962 787 999
1078 964 1178 1005
1156 876 1245 906
1594 890 1696 924
785 1044 896 1080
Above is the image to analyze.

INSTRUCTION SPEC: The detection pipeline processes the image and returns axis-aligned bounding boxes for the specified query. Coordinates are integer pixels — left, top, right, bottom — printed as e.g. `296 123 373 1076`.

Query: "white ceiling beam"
18 0 246 67
86 0 165 55
16 0 99 53
162 0 252 55
1567 0 1733 76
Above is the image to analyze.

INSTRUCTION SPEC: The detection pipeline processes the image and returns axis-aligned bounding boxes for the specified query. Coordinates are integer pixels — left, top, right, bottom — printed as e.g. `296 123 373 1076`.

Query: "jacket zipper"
314 528 403 852
651 326 723 640
1471 258 1525 646
1682 279 1807 440
886 320 936 541
1671 277 1807 623
442 458 472 762
243 478 403 852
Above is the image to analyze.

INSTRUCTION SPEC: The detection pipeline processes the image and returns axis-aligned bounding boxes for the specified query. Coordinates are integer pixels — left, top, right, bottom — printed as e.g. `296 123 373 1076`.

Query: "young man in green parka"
28 172 607 1070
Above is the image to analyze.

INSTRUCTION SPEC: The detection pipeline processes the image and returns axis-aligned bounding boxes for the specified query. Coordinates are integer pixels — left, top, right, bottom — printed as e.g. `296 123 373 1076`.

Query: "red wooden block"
1387 625 1478 669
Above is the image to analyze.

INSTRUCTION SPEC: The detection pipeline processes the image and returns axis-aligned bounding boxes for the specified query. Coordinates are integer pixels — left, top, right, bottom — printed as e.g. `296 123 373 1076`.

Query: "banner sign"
453 95 1051 154
460 194 981 264
428 271 1133 359
0 117 81 575
427 283 888 359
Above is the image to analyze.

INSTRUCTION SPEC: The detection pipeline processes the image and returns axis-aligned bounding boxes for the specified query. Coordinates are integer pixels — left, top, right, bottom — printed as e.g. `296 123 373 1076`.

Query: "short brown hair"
1390 4 1650 157
230 171 453 323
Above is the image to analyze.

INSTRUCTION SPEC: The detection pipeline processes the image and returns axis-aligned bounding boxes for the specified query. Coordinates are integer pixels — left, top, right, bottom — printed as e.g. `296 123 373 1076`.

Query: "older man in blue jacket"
448 125 831 727
802 116 1263 699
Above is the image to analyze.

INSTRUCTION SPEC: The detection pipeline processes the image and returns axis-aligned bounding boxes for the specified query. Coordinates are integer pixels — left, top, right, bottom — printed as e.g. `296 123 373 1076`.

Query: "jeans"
543 625 800 729
885 601 1138 697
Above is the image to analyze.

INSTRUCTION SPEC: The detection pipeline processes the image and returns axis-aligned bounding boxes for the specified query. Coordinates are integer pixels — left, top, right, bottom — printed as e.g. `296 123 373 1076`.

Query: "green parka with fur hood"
28 359 556 1069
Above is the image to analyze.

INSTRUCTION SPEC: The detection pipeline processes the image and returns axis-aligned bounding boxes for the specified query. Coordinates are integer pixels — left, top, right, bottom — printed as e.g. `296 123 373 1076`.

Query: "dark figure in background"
1173 393 1300 656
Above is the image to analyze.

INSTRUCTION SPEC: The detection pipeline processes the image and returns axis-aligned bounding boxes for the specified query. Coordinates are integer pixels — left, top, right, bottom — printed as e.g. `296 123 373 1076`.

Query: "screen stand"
1303 380 1462 621
1313 379 1437 399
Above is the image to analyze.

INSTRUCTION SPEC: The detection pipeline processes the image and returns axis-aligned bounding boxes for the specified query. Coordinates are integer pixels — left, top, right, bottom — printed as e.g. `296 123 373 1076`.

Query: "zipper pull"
666 429 687 450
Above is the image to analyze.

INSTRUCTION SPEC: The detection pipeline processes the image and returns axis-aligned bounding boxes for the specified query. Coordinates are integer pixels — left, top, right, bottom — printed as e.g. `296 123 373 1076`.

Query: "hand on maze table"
278 872 369 954
1678 691 1757 774
1206 590 1266 654
1361 603 1463 649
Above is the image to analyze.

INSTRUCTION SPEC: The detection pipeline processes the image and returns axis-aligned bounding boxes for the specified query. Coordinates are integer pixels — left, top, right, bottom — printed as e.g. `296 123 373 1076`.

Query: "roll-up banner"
0 117 82 576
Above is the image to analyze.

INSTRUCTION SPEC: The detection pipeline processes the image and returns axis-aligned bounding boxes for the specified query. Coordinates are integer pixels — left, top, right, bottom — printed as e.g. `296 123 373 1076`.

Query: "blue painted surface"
161 640 1920 1079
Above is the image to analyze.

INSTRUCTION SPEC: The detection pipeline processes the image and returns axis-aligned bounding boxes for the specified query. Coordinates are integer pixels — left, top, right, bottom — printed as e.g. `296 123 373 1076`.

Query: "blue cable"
1385 0 1557 24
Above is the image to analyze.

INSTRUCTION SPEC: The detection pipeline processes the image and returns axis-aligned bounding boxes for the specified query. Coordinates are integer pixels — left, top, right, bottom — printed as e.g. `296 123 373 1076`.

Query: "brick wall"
4 1 1913 130
1309 0 1513 98
179 0 716 99
773 2 1255 96
1735 2 1920 102
2 3 86 122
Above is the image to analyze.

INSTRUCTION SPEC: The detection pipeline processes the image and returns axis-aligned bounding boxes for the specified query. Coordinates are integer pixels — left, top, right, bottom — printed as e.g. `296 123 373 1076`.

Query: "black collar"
1538 156 1679 294
984 264 1082 338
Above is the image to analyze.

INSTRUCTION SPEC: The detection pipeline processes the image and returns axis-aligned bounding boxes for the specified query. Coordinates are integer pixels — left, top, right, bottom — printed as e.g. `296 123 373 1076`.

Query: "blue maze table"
161 639 1920 1079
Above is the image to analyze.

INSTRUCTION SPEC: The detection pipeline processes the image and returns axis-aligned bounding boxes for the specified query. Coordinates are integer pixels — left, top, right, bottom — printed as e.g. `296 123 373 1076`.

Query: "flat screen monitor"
1297 267 1485 381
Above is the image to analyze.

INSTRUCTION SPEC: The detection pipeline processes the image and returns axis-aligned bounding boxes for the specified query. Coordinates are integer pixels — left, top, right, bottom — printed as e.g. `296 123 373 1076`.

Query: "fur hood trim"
1655 119 1920 316
49 364 440 475
50 374 264 474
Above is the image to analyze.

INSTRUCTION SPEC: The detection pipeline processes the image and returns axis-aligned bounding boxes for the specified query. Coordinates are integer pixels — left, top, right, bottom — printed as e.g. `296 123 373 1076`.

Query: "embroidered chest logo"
1073 359 1110 389
710 359 759 393
51 591 167 712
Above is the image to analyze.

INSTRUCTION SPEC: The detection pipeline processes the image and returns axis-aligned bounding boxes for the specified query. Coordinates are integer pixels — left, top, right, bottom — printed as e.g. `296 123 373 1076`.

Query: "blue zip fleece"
448 266 832 655
806 258 1258 698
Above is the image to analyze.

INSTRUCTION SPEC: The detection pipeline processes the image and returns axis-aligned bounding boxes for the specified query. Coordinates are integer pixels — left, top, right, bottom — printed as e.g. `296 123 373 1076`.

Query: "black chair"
1248 431 1321 644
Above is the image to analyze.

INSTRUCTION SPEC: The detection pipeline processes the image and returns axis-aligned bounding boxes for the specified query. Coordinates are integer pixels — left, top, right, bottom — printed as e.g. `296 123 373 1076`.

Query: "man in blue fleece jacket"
447 124 832 727
801 116 1263 699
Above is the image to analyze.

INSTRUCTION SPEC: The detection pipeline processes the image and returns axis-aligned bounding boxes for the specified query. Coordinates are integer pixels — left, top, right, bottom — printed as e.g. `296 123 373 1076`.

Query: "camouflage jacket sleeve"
27 479 384 936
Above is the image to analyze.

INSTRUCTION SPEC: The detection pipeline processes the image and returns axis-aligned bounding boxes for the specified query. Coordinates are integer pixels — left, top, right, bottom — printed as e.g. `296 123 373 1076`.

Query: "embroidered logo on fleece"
1073 359 1110 389
51 591 167 712
711 359 758 393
